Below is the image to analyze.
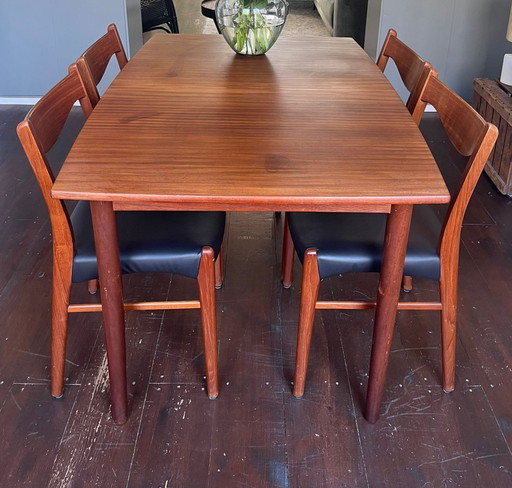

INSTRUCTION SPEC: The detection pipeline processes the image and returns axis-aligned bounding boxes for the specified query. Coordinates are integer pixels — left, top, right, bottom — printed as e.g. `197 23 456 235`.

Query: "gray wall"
365 0 511 102
0 0 143 101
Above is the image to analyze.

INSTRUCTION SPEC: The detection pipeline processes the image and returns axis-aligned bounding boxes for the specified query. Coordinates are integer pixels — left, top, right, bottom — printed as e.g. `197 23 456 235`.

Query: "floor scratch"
418 452 477 467
9 389 21 411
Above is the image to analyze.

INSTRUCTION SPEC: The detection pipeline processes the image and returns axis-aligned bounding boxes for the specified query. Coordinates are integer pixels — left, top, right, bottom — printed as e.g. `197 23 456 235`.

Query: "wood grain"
52 35 449 209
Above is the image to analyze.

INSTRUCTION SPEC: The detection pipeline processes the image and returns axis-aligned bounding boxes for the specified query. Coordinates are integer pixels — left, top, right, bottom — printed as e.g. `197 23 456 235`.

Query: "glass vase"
215 0 289 56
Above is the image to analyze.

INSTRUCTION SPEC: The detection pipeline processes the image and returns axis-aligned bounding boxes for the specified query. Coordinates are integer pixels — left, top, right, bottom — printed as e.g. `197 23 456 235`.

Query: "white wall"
365 0 511 101
0 0 143 101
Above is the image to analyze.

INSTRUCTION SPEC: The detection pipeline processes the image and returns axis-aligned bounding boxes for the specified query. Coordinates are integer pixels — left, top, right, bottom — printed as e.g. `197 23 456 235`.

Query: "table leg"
90 201 127 425
365 204 413 423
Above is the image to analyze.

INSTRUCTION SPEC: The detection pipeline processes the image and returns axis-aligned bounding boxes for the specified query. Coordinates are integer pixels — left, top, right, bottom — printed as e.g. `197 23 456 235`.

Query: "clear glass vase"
215 0 289 56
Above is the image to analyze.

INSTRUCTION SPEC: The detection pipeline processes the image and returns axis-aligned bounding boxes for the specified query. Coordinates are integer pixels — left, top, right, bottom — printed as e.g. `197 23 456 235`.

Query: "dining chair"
284 75 498 402
376 28 434 125
280 29 436 288
75 23 128 108
17 64 225 401
141 0 179 34
73 24 128 296
75 25 225 289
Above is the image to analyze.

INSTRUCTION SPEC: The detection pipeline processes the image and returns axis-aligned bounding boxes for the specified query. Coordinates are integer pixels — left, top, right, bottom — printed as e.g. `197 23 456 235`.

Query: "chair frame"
140 0 179 35
287 74 498 421
17 64 220 404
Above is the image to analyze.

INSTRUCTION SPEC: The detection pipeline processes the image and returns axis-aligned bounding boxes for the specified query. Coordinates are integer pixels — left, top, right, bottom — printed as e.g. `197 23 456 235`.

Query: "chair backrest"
17 65 93 254
416 75 498 265
377 29 435 125
76 24 128 108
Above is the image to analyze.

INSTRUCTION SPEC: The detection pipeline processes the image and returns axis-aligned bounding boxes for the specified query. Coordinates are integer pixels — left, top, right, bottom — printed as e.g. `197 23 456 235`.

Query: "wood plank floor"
1 105 512 487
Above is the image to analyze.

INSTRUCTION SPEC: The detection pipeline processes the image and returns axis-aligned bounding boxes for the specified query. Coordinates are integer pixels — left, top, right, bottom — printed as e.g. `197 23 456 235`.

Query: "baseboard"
0 97 40 105
0 97 82 107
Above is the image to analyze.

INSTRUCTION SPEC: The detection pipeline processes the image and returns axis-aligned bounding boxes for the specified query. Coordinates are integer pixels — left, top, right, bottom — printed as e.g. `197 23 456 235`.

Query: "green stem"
233 6 274 55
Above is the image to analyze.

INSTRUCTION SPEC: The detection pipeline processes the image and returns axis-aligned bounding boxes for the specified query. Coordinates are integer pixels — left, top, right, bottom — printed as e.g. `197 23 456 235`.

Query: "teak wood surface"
51 35 449 425
53 35 448 211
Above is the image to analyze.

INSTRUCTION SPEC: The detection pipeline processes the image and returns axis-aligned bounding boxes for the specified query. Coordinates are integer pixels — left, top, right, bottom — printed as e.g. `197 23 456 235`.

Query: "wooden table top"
52 34 449 212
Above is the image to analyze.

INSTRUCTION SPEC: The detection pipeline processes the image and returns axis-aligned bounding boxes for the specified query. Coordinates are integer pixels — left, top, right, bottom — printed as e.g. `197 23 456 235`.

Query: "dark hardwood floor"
1 105 512 487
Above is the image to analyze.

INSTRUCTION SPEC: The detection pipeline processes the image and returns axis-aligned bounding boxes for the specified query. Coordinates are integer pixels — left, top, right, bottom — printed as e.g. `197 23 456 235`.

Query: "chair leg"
51 260 72 398
281 213 295 288
293 249 320 398
214 246 224 289
197 247 219 399
402 275 413 292
87 279 99 295
440 265 457 392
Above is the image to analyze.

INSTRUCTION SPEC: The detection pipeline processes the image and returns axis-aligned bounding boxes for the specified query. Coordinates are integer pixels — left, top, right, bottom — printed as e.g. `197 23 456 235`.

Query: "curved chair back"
17 65 93 259
76 23 128 107
417 76 499 274
377 29 436 125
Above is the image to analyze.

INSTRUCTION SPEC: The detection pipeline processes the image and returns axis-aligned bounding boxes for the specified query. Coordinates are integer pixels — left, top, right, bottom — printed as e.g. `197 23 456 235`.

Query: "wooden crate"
473 78 512 196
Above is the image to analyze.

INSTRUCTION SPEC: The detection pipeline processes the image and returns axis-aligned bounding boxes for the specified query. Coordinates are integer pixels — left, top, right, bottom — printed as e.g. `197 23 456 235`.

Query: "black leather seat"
72 202 225 282
287 204 443 282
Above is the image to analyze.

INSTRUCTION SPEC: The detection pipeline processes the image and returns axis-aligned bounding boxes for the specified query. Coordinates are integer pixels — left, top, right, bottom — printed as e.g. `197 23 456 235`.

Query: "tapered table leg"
90 201 127 425
365 204 413 423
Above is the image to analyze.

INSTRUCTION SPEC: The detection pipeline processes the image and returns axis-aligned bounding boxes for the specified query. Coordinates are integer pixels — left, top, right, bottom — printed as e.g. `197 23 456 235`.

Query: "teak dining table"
52 34 450 425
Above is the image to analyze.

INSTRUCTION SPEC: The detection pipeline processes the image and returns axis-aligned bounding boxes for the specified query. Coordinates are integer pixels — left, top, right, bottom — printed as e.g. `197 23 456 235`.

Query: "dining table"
52 34 450 425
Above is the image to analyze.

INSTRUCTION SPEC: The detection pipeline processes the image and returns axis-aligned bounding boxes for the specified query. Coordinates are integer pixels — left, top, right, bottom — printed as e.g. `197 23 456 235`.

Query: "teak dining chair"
376 28 434 125
284 75 498 413
75 25 224 290
75 23 128 108
75 25 225 289
17 64 225 402
280 30 437 288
